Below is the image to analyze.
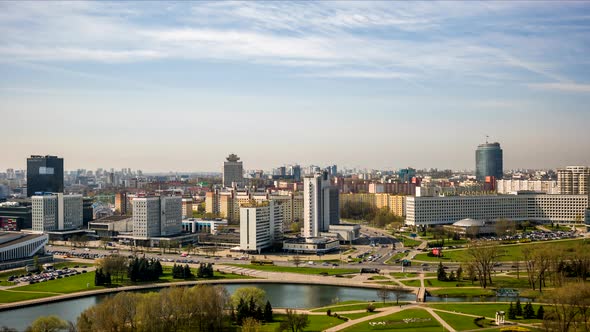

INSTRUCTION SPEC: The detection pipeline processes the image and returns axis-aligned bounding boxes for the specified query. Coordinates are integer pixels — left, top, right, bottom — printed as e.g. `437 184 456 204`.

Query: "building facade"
223 154 243 187
32 193 83 232
303 172 339 238
26 155 64 197
496 179 559 194
406 193 588 226
239 201 283 252
558 166 590 195
132 196 182 239
0 232 48 263
475 142 503 181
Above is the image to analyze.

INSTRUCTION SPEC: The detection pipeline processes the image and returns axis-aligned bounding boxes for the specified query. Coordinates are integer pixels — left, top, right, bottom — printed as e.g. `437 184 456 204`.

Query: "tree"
495 219 515 237
377 286 391 304
515 298 523 317
542 283 590 332
98 254 127 283
507 302 516 320
231 287 267 310
241 317 261 332
291 255 303 268
523 302 535 319
278 309 309 332
456 266 463 281
437 262 447 281
290 222 301 234
391 287 405 304
366 303 375 312
264 301 273 322
536 305 544 319
466 241 500 288
26 316 67 332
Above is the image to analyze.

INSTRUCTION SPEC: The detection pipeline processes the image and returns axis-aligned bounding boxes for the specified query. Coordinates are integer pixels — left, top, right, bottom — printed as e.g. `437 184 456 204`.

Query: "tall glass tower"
27 155 64 197
475 142 503 181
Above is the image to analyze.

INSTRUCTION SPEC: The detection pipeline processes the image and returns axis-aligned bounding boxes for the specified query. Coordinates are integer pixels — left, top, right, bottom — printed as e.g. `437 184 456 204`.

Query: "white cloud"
529 83 590 93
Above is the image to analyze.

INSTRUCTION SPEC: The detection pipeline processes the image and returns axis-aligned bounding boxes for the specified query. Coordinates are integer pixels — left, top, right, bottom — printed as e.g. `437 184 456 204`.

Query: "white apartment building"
32 193 83 232
303 172 339 238
406 193 589 226
496 179 559 194
558 166 590 195
132 196 182 239
239 201 283 252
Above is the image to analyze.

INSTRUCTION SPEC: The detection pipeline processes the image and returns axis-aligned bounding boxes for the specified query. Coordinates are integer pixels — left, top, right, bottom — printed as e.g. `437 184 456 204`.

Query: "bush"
326 309 331 316
366 303 376 312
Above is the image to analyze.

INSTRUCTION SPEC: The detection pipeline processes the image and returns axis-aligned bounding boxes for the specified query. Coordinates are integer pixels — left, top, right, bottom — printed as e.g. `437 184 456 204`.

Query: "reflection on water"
0 282 532 331
0 283 388 331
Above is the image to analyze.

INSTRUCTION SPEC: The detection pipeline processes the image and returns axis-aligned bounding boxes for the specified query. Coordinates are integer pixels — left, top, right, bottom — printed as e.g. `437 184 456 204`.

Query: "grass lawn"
311 301 406 313
385 252 408 264
341 312 378 320
341 308 442 332
400 279 422 287
390 272 418 279
427 303 543 324
261 314 345 332
0 290 57 303
368 275 389 280
399 238 423 248
0 268 253 304
10 271 101 294
414 238 587 262
227 264 359 276
434 310 496 331
428 287 496 297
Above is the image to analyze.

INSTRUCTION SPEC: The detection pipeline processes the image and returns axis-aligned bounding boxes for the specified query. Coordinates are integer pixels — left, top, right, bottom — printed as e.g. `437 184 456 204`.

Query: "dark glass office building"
475 142 503 181
26 155 64 197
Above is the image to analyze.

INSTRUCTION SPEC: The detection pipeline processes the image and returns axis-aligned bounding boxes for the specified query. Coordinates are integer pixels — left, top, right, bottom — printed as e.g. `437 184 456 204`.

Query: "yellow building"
340 193 406 216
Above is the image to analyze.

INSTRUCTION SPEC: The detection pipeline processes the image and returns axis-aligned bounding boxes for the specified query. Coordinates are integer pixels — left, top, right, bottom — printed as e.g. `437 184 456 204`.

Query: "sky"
0 1 589 172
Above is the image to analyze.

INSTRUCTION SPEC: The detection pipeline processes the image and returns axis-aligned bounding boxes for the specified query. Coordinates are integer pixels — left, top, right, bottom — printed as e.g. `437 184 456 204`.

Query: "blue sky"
0 1 589 172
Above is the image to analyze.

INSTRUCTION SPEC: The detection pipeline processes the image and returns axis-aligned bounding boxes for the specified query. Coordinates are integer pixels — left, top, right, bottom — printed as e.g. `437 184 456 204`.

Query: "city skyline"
1 1 590 171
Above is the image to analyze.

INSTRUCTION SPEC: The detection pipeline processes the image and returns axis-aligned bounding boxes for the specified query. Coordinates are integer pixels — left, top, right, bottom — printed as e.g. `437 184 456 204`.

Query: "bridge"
416 287 426 302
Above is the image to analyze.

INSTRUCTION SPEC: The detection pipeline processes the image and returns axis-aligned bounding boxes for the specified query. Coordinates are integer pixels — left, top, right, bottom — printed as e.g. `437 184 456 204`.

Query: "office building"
223 154 243 187
0 232 48 264
398 168 416 182
558 166 590 195
475 142 503 181
132 196 182 239
26 155 64 197
303 172 339 238
239 200 283 252
406 193 588 226
290 165 302 182
32 193 83 232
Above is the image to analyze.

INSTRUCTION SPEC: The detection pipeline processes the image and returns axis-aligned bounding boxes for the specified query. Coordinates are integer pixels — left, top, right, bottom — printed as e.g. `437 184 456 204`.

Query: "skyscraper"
290 165 302 182
475 142 503 181
223 154 243 187
558 166 590 195
26 155 64 197
303 171 340 238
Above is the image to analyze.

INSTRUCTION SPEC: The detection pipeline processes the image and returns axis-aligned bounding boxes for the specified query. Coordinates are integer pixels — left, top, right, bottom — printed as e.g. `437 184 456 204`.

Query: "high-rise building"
32 193 83 232
26 155 64 197
290 165 302 182
223 154 244 187
558 166 590 195
303 172 340 238
239 200 283 252
132 196 182 238
475 142 503 181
